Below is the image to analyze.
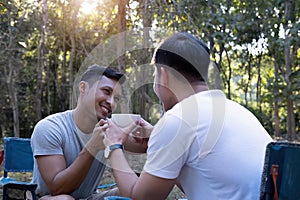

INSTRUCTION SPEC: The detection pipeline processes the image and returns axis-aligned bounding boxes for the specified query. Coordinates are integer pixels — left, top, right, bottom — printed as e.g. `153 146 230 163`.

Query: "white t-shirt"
144 90 273 200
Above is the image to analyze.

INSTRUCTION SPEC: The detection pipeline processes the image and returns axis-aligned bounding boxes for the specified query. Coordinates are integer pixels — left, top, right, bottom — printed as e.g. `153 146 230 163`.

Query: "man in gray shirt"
31 65 146 199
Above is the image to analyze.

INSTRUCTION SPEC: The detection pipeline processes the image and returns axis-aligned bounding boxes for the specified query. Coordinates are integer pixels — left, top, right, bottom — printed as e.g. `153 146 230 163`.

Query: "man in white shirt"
102 32 273 200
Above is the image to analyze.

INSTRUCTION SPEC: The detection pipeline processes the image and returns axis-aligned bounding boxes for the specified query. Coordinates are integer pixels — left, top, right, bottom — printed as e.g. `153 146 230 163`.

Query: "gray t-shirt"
31 110 106 199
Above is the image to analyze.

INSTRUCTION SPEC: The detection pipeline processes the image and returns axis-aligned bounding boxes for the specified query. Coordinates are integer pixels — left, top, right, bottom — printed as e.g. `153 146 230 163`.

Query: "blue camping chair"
260 141 300 200
0 137 116 199
0 137 37 200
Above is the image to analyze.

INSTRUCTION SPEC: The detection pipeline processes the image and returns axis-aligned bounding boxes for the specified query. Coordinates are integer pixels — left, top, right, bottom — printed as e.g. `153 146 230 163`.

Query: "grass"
0 171 34 198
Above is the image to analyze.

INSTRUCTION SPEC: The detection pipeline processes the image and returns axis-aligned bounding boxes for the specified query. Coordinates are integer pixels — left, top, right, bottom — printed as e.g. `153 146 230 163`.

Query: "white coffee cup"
111 114 141 128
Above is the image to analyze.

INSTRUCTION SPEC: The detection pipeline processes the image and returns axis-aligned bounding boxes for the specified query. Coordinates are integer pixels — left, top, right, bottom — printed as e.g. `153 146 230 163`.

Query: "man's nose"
107 96 118 111
107 95 118 109
106 95 113 104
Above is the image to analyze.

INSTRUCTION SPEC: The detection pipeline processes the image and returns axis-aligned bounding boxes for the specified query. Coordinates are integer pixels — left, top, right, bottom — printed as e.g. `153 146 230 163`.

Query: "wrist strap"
109 144 124 151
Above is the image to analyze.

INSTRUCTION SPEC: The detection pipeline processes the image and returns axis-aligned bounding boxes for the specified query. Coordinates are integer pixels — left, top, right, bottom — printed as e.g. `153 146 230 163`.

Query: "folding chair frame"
0 137 37 200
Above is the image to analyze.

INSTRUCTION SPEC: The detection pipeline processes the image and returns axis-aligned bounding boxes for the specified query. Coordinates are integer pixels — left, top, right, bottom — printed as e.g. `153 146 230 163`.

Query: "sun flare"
80 0 102 15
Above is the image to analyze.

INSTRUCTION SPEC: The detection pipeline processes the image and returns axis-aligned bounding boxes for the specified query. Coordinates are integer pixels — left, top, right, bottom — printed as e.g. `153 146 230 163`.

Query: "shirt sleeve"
144 113 197 179
31 117 64 156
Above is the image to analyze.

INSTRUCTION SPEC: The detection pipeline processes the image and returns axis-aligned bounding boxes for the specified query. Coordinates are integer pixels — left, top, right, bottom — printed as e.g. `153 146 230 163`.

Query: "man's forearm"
48 148 96 195
109 148 139 197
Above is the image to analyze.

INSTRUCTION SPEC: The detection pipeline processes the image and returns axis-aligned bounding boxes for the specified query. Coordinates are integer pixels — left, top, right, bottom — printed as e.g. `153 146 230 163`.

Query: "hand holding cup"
104 114 141 146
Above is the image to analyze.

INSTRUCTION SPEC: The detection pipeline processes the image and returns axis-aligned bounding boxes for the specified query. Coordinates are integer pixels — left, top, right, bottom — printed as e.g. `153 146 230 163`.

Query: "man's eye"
103 89 110 94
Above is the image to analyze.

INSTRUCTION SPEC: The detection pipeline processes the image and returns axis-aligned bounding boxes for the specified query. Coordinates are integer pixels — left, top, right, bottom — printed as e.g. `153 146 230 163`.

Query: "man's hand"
133 118 153 138
86 119 108 156
127 118 153 151
104 119 139 146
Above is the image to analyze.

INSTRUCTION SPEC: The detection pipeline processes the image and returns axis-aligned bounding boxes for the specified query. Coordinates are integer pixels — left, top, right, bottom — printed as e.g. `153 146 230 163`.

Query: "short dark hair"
152 32 210 83
80 64 125 86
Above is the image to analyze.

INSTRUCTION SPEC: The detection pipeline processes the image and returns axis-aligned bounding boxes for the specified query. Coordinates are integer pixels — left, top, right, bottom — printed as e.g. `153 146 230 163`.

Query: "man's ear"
79 81 88 95
160 67 169 86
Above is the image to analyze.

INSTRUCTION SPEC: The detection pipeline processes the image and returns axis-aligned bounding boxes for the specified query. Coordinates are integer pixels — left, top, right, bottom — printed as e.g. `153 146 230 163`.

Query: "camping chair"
260 141 300 200
0 137 116 199
0 137 37 200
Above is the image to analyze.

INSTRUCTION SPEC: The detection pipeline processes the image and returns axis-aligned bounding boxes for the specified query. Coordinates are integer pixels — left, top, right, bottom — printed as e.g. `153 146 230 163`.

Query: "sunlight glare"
80 0 101 15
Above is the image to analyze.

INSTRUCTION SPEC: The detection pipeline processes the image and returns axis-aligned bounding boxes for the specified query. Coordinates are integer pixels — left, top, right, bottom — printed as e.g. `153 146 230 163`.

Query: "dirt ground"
0 152 186 200
101 152 186 200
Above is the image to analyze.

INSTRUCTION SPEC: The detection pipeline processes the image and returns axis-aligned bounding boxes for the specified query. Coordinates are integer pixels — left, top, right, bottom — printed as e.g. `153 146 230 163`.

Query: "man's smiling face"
84 76 122 121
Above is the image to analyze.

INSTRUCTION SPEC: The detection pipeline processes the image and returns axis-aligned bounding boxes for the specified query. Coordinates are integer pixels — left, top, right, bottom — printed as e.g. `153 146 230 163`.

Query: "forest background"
0 0 299 141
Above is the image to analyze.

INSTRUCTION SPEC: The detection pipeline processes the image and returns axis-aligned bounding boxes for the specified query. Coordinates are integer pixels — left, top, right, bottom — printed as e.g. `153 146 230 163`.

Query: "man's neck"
163 81 209 112
176 81 209 102
191 81 209 93
72 108 98 134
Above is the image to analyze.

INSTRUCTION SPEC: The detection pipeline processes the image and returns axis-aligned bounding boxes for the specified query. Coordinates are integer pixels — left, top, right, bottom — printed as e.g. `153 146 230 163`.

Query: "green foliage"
0 0 299 139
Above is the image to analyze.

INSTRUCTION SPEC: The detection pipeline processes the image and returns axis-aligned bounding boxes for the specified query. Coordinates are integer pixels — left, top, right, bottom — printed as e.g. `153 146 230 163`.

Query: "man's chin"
97 114 110 121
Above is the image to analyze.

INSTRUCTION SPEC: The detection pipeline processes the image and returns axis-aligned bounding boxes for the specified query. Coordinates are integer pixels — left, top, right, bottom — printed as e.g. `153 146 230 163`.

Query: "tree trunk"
5 12 20 137
139 0 153 119
284 0 296 140
225 49 232 99
7 55 19 138
285 42 296 140
256 54 262 113
36 0 48 121
213 40 223 90
68 0 83 109
273 59 280 138
61 2 67 111
117 0 128 113
117 0 127 73
9 61 20 138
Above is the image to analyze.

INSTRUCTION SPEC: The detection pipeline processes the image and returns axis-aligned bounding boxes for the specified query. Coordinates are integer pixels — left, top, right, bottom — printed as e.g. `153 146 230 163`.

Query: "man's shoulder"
40 110 72 122
33 110 73 132
46 110 72 119
31 110 75 144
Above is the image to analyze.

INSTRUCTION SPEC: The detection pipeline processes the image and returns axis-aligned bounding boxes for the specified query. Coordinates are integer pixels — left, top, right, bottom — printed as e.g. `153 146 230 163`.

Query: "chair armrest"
0 177 37 190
